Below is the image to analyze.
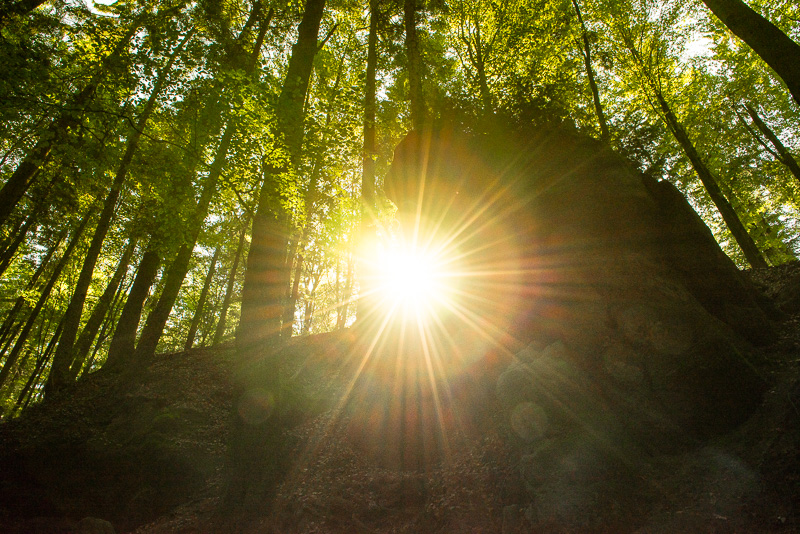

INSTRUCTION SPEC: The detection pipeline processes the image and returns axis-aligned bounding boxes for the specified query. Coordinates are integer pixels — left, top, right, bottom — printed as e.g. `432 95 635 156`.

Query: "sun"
365 237 456 317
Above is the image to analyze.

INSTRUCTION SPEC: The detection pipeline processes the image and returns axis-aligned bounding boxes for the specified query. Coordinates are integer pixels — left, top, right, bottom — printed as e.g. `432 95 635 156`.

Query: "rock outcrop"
380 124 775 528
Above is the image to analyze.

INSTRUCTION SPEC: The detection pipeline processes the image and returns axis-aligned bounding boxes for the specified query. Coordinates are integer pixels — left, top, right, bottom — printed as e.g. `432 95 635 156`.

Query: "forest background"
0 0 798 416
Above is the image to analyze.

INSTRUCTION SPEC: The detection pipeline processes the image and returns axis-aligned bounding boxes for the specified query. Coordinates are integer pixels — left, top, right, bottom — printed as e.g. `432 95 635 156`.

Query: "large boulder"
382 124 771 449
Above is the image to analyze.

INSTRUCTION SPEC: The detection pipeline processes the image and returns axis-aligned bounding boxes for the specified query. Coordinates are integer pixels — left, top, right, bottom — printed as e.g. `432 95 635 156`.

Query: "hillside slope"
0 263 798 534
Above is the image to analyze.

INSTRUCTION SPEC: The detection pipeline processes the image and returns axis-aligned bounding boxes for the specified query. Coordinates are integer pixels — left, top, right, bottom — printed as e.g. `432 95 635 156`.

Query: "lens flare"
374 244 450 314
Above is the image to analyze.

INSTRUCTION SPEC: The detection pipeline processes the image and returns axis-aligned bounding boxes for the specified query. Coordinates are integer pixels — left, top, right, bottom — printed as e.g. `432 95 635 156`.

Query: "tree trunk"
104 247 161 369
404 0 425 129
472 24 493 117
0 212 29 260
184 246 220 350
657 93 767 268
133 123 237 361
338 247 355 329
229 0 327 512
10 315 63 416
700 0 800 108
744 103 800 184
87 274 129 371
1 207 95 391
48 32 193 393
286 246 304 336
572 0 610 141
275 0 327 162
285 62 344 333
0 201 45 279
356 0 379 322
238 0 326 352
212 225 246 345
0 227 65 350
67 237 137 380
301 295 314 335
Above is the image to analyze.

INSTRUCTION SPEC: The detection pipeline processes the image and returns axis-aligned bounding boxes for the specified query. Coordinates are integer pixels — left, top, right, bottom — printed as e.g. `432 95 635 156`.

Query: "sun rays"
283 133 555 478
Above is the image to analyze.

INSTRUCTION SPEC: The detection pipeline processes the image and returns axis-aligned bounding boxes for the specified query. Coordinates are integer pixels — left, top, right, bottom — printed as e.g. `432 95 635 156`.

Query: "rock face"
384 125 771 451
381 124 775 528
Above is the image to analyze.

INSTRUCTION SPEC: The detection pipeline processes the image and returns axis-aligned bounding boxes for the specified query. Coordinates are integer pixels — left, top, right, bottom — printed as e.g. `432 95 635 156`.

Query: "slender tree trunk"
700 0 800 108
744 104 800 184
0 227 65 351
274 0 326 162
404 0 425 129
285 63 344 333
104 247 161 369
87 274 129 371
0 212 28 258
213 225 246 345
619 28 767 267
10 316 62 415
302 294 314 335
0 202 45 278
67 237 137 380
338 248 355 330
48 30 194 393
184 246 220 350
472 24 493 117
572 0 609 141
0 20 143 230
356 0 379 321
286 246 304 336
0 207 95 390
657 93 767 268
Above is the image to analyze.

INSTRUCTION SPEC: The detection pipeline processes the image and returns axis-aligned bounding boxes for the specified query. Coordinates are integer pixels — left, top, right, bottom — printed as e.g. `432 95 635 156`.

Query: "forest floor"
1 263 799 534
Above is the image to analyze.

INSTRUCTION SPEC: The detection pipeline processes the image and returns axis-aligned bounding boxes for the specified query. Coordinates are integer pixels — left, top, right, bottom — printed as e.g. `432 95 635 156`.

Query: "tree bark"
88 274 129 371
404 0 425 129
472 24 493 117
657 93 767 268
275 0 327 163
10 315 63 416
0 201 45 278
133 121 236 361
212 225 246 345
572 0 610 141
184 246 220 350
238 0 326 352
744 104 800 184
228 0 327 512
700 0 800 108
1 207 95 391
285 61 345 333
356 0 379 321
338 247 355 329
67 237 137 380
104 247 161 369
618 28 767 268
